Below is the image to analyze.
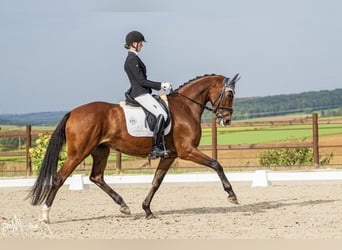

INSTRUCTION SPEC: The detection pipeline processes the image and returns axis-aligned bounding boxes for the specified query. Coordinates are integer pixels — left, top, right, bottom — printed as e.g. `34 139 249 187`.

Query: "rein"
171 74 240 118
173 91 218 113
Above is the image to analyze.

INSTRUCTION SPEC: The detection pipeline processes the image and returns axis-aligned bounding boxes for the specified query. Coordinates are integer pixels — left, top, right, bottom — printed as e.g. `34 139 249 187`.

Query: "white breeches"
134 94 168 120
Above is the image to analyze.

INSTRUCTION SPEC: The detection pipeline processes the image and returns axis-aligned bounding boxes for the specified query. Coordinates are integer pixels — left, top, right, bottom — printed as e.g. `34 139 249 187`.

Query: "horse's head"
209 73 240 126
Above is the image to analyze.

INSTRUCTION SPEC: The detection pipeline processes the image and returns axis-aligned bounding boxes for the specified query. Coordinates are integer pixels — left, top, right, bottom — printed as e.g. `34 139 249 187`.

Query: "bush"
29 134 67 175
259 138 333 167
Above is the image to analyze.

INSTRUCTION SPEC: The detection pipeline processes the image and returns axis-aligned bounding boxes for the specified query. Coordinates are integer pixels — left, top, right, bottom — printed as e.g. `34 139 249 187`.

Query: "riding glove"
161 82 172 91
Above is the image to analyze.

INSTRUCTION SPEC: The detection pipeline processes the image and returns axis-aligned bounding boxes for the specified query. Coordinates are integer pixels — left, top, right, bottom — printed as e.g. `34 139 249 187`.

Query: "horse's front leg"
210 159 239 204
179 147 238 204
142 157 176 219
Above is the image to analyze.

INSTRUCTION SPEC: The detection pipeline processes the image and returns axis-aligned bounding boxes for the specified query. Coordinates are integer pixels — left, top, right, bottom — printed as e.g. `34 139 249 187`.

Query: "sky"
0 0 341 114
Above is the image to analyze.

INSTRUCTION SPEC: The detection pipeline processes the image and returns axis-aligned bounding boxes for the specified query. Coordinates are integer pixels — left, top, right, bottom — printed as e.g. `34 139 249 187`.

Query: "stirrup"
149 147 170 159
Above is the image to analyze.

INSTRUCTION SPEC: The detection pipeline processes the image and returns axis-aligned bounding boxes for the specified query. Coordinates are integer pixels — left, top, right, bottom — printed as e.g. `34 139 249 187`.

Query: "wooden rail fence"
1 113 341 175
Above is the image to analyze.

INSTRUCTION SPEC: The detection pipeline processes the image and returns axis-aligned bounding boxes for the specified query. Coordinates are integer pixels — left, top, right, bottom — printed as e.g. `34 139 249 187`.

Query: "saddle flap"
120 94 172 137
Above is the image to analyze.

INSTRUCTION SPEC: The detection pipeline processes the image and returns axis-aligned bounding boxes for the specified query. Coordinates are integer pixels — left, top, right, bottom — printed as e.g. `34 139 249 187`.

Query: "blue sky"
1 0 341 114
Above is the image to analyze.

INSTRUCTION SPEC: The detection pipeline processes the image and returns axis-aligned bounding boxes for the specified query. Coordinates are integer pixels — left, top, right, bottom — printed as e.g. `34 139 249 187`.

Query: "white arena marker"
68 174 89 190
251 170 270 187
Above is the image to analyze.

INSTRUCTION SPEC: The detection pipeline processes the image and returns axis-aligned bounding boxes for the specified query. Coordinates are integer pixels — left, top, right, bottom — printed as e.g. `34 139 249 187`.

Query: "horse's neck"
170 79 213 123
179 79 212 105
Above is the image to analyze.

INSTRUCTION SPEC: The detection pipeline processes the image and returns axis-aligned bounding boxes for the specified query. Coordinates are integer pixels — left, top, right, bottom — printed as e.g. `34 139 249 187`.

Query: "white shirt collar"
129 49 138 56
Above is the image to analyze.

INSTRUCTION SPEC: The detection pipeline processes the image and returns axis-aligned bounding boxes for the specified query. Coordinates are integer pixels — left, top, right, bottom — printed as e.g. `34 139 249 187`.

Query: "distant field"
1 117 342 146
0 124 55 131
200 123 342 145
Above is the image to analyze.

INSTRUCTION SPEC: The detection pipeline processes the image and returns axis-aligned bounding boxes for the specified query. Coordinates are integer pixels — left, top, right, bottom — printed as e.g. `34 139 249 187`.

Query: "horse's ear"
224 73 241 86
230 73 241 85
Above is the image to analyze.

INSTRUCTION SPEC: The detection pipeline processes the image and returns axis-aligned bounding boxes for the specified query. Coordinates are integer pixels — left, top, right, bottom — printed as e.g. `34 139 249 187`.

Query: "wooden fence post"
312 113 319 168
116 151 122 174
26 125 32 176
212 117 217 160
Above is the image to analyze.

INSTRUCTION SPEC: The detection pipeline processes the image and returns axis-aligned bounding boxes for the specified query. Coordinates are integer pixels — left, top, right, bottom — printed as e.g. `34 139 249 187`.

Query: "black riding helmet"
125 31 146 49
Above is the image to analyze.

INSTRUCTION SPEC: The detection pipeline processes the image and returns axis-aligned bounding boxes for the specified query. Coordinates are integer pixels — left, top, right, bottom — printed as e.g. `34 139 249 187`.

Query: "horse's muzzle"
223 119 232 126
216 112 232 127
216 116 232 126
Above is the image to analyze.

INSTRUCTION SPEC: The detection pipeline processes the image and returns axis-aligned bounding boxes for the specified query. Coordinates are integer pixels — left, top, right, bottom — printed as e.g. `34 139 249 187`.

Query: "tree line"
234 89 342 120
201 88 342 122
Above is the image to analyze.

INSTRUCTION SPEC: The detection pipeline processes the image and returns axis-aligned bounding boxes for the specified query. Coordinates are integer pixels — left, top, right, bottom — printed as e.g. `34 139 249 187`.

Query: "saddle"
124 92 171 131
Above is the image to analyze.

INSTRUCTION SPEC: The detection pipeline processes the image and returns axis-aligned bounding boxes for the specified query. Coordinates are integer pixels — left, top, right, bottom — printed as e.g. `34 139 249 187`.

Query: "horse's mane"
172 74 220 93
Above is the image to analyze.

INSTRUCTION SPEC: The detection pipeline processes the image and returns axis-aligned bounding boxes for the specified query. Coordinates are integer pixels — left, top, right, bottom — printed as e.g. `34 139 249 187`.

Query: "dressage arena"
1 177 342 239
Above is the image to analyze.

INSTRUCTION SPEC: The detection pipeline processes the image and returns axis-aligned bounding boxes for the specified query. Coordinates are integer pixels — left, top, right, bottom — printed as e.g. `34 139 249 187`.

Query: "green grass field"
1 119 342 147
200 123 342 145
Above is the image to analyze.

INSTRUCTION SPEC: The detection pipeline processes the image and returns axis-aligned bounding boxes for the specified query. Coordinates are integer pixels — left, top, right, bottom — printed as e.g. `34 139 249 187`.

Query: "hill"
233 88 342 120
1 89 342 126
201 88 342 122
0 111 67 126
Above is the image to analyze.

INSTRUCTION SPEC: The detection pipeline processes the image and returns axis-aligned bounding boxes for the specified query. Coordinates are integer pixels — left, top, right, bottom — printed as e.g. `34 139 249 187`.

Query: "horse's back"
66 101 121 130
72 101 117 113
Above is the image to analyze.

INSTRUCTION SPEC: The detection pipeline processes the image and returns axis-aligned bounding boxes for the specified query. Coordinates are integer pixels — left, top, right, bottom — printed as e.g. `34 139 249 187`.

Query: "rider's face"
132 41 143 52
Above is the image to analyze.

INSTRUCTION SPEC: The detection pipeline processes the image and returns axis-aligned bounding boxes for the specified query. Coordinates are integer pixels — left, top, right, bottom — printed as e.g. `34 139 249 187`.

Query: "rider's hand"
161 82 172 91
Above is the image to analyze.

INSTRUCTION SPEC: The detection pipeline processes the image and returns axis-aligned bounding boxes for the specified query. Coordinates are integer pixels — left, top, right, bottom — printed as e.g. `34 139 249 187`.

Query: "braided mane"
172 74 219 92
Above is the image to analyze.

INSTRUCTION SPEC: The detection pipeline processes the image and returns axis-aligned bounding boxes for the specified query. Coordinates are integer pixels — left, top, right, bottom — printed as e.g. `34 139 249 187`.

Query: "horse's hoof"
39 218 50 224
120 206 131 215
146 213 156 220
228 195 239 205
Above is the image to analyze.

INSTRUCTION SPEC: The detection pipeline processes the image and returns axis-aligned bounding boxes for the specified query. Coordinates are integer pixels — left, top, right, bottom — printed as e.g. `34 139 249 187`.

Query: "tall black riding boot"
150 115 167 159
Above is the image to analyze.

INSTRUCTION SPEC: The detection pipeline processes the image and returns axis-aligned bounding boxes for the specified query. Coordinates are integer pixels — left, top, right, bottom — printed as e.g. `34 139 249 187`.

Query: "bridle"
173 74 240 119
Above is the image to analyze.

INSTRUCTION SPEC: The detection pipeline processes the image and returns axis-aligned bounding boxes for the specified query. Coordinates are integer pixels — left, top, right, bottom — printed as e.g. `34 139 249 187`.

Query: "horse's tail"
29 112 70 206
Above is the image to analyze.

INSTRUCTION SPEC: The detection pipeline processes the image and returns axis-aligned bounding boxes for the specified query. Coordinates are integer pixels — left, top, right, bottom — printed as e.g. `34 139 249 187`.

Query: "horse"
29 73 240 223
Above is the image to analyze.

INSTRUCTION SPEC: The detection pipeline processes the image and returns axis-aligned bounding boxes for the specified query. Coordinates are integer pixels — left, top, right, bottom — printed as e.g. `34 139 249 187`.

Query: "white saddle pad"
120 101 172 137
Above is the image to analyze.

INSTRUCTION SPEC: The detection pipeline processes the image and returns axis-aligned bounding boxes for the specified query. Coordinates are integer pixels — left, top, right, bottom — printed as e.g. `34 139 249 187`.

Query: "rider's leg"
134 94 168 120
134 94 169 158
150 114 166 158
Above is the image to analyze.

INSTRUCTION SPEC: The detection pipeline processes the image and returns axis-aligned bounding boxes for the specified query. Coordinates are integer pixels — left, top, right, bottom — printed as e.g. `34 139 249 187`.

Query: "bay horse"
29 73 240 223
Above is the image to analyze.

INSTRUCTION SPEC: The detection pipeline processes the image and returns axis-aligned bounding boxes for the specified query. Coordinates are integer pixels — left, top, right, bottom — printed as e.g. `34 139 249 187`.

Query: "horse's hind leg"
89 144 130 216
42 155 86 223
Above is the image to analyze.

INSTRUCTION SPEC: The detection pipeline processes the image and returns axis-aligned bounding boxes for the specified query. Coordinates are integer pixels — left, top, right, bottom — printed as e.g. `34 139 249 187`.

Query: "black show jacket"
124 51 162 98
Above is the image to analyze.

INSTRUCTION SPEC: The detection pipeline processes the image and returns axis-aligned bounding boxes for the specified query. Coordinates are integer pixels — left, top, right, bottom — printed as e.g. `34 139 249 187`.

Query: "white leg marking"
40 204 51 224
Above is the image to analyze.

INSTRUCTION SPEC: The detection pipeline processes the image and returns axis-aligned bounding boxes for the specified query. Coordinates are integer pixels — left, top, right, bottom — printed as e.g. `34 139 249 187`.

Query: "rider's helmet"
125 31 146 49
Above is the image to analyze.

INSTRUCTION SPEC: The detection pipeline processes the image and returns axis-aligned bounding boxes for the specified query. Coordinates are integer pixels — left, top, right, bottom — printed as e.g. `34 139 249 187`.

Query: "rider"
124 31 172 159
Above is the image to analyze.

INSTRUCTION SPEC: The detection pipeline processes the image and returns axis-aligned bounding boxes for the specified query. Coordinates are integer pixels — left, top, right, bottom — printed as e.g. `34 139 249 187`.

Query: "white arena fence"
0 170 342 189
